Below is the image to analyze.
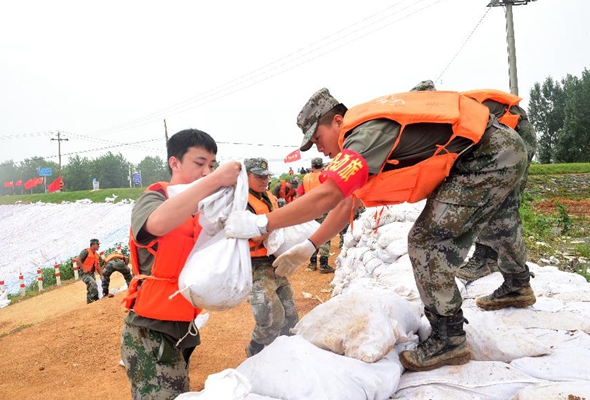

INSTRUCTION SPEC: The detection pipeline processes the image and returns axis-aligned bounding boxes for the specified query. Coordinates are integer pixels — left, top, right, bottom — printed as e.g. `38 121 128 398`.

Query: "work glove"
224 210 266 239
273 240 316 277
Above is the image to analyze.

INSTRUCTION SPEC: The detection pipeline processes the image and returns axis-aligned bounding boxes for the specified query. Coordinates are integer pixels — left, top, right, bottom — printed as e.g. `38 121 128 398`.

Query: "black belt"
251 255 276 265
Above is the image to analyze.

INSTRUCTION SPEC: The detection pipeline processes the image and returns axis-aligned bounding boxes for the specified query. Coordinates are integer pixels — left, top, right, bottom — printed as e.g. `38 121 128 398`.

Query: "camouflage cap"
311 157 323 168
410 80 437 92
297 88 341 152
244 158 273 176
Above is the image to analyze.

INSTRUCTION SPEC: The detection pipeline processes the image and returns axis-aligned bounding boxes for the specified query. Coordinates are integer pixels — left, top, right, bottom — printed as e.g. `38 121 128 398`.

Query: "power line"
435 7 491 84
83 0 447 139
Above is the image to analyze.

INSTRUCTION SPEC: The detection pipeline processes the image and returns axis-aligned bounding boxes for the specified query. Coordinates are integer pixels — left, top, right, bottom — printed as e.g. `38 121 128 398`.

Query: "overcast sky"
1 0 588 176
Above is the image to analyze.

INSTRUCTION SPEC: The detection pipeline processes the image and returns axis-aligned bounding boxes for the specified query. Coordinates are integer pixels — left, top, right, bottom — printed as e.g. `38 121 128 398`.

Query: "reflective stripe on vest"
338 91 490 206
123 181 202 322
462 89 522 129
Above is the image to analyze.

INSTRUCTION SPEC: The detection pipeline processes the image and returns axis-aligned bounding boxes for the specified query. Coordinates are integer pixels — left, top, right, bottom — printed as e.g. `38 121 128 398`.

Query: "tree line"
0 152 169 195
528 68 590 164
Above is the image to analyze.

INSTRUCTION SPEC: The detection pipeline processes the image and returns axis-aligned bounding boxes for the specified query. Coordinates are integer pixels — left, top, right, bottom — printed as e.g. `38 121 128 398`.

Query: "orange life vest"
248 191 278 258
302 172 321 194
103 252 125 264
123 182 202 322
462 89 522 129
338 91 490 206
81 248 100 273
277 181 296 203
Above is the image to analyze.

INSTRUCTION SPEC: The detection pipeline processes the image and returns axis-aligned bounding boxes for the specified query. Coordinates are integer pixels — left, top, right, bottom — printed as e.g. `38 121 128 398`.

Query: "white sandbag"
174 369 281 400
174 162 252 311
293 288 420 362
96 278 103 299
237 335 404 400
510 381 590 400
394 361 544 400
501 309 590 334
526 328 590 351
510 347 590 382
263 220 320 257
463 308 551 363
0 290 10 309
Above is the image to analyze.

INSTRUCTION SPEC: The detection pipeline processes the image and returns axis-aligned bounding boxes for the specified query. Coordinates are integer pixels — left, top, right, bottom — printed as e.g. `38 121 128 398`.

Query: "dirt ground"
0 241 341 400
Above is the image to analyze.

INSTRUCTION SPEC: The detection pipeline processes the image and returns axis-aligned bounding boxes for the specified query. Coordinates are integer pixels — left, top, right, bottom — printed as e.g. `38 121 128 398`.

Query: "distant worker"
244 157 299 357
272 177 298 205
101 251 132 298
288 167 294 176
76 238 103 304
297 157 335 274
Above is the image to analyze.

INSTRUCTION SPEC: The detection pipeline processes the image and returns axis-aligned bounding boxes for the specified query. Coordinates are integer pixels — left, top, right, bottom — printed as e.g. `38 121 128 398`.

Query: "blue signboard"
38 167 52 177
133 172 142 185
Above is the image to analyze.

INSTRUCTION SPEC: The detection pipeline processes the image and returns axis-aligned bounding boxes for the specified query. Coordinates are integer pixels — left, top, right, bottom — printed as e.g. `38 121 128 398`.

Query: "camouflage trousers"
408 121 528 316
80 272 99 304
121 323 195 400
311 213 330 259
102 259 132 296
249 258 299 345
474 119 538 253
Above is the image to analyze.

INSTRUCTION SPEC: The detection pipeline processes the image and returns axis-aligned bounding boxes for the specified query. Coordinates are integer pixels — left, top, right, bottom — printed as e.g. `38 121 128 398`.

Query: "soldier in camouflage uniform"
76 238 103 304
121 129 241 400
225 88 537 372
244 158 299 357
101 252 132 297
411 81 538 282
297 158 335 273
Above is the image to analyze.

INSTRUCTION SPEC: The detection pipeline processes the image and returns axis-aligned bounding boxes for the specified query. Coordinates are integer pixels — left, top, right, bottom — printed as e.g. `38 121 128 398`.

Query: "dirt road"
0 243 339 400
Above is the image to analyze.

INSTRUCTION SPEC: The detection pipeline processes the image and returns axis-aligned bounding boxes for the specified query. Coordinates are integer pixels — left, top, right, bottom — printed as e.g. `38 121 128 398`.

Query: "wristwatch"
256 214 269 235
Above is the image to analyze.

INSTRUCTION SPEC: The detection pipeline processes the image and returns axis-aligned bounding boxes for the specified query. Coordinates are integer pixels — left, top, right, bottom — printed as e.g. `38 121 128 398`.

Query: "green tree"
528 77 566 163
553 69 590 163
18 157 59 194
137 156 169 187
63 155 93 191
90 152 130 188
0 160 19 195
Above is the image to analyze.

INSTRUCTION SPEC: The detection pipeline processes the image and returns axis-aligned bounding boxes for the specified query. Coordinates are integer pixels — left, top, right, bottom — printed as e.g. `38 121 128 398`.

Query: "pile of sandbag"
181 204 590 400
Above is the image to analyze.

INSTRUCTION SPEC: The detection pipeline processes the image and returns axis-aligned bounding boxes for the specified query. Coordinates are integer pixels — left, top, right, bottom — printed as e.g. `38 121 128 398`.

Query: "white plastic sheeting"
0 201 133 295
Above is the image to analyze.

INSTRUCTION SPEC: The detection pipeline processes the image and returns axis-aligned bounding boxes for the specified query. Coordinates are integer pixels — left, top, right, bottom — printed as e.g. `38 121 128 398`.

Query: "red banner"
284 149 301 163
15 180 22 186
3 181 13 188
24 178 39 190
47 177 64 193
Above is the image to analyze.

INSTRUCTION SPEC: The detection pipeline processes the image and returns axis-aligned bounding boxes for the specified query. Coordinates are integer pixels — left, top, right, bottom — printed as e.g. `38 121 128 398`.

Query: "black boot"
476 265 536 310
399 308 470 372
456 243 499 282
307 253 317 271
245 340 265 357
319 256 335 274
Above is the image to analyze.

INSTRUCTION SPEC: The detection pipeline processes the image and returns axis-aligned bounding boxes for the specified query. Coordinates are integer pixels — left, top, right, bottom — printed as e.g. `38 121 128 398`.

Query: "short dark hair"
90 238 100 245
167 129 218 174
318 103 348 128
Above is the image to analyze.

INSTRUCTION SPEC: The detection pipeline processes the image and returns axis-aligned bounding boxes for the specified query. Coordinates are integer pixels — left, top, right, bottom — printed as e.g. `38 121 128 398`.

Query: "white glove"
225 210 266 238
273 240 316 277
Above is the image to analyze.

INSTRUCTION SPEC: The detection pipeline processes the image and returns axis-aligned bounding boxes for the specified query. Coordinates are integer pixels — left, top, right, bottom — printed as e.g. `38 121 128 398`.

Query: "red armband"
319 149 369 198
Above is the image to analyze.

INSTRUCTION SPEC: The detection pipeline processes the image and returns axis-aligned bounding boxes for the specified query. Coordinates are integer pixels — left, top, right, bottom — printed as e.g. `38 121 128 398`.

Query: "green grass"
528 163 590 175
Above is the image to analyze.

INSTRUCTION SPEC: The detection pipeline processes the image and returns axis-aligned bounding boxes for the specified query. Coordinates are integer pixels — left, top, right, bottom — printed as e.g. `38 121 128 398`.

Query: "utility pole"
164 119 169 142
487 0 537 95
50 131 69 171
